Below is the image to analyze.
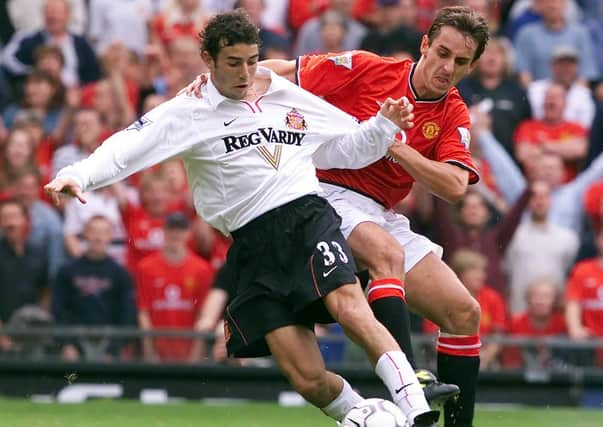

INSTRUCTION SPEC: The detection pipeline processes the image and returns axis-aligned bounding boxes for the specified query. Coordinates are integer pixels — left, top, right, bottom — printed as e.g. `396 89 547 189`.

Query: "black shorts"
223 195 357 358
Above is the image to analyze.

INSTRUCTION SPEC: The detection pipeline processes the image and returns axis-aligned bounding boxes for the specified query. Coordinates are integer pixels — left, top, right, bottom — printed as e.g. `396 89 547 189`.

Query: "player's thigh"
347 221 405 275
266 325 326 381
404 253 479 335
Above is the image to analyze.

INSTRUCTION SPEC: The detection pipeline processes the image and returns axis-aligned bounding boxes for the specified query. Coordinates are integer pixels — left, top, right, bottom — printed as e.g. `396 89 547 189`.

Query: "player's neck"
411 63 447 100
243 74 271 102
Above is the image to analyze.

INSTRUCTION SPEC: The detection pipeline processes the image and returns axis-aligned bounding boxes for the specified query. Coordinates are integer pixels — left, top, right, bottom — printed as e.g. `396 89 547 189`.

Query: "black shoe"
415 369 460 407
412 409 440 427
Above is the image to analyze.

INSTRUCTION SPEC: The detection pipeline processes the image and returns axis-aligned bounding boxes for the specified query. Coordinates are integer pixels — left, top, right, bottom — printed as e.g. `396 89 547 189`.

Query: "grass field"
1 399 602 427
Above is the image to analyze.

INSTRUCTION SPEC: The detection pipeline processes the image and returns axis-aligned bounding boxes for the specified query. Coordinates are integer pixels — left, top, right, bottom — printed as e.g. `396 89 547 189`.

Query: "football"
341 398 407 427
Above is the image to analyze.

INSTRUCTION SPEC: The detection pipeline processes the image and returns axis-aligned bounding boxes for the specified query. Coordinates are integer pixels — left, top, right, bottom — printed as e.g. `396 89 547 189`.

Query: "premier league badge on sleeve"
285 108 308 131
126 115 153 131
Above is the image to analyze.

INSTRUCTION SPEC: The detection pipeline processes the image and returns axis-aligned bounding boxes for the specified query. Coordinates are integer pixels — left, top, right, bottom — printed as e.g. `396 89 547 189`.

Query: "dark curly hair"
199 9 260 61
427 6 489 63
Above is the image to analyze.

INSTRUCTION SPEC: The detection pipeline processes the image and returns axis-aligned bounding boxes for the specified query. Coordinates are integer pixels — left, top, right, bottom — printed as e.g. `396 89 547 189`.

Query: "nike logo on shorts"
323 266 338 278
224 118 238 126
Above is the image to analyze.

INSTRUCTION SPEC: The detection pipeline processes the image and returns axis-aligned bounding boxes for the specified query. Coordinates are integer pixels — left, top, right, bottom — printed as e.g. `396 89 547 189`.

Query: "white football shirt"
56 67 401 235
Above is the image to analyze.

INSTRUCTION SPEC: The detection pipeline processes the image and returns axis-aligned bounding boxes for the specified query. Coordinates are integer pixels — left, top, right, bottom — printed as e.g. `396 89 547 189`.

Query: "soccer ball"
341 398 407 427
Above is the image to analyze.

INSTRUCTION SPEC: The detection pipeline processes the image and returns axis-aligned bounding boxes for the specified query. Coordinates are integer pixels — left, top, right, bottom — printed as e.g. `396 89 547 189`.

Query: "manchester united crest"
285 108 307 130
422 121 440 139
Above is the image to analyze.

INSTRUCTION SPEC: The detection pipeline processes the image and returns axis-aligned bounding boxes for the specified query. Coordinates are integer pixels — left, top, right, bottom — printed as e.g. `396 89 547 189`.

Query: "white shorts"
320 183 443 273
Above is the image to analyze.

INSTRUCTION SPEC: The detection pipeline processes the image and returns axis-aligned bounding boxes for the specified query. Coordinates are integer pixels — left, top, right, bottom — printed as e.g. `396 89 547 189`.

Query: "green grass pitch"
0 399 602 427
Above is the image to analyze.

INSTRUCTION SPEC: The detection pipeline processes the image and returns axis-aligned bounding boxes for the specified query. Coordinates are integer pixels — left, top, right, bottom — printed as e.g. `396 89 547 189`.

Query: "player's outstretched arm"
313 97 412 170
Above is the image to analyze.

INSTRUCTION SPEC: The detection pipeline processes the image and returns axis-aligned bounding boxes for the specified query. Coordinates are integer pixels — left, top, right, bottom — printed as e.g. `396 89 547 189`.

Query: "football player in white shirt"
45 10 439 427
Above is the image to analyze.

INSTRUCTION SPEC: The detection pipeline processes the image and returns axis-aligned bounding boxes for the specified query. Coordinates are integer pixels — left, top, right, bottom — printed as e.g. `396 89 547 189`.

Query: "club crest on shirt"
285 108 308 131
184 276 196 291
422 121 440 139
328 53 353 70
126 115 152 131
457 127 471 150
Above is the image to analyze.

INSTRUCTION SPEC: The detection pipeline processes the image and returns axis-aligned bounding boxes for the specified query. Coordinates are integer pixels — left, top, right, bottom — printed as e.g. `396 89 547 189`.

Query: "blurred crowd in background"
1 0 603 372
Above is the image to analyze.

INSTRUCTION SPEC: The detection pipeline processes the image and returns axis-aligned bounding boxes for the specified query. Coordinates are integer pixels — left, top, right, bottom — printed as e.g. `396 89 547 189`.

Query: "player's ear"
201 50 214 70
419 35 430 57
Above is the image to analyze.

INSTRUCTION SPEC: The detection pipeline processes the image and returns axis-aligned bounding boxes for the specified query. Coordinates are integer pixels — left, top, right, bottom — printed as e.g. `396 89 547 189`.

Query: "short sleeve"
436 100 480 184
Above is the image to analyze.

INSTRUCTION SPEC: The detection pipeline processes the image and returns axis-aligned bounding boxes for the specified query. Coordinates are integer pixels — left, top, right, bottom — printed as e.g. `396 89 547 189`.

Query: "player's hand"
44 177 87 207
177 73 209 97
378 97 414 130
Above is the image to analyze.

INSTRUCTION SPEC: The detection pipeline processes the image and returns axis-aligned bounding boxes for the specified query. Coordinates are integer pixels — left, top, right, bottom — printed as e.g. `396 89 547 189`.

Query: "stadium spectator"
503 278 567 369
0 198 49 352
52 215 136 361
149 0 208 49
457 36 531 155
565 226 603 366
136 212 214 363
504 181 579 314
314 10 348 54
0 127 39 193
119 171 175 275
62 185 127 264
10 169 67 282
360 0 421 59
527 45 596 129
2 0 100 88
236 0 291 61
87 0 153 56
515 83 588 183
424 249 507 370
433 187 531 296
478 115 603 234
6 0 86 35
2 70 66 136
287 0 330 33
294 0 366 57
513 0 598 86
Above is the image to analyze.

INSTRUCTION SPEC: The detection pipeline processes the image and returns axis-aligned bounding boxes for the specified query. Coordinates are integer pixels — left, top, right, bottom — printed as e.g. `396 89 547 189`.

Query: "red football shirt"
297 51 479 209
566 258 603 336
503 312 566 367
136 251 214 361
122 203 166 275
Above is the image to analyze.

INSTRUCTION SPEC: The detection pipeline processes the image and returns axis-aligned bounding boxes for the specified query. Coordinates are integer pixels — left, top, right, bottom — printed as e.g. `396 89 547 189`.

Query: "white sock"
321 375 364 421
375 351 431 424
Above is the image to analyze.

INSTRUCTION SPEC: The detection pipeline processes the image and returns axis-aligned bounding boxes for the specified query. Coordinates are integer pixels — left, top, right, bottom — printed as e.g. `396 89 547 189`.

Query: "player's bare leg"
348 222 460 406
323 281 438 426
405 253 481 427
266 325 363 420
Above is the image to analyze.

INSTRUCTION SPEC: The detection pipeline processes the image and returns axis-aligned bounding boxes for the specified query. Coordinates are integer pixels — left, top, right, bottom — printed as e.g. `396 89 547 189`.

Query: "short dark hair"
427 6 489 62
0 197 28 218
200 9 260 61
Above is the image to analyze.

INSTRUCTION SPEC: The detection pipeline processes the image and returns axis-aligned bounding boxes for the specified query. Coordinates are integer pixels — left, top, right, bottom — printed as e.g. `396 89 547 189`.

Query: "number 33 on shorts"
316 240 350 277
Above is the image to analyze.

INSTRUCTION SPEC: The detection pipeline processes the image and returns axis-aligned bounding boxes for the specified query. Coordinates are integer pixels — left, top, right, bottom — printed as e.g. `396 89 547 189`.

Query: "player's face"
203 43 259 100
416 26 477 98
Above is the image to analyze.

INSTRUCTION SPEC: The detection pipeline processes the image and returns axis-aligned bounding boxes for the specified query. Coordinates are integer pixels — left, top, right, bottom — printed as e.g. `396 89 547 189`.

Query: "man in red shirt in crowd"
504 279 566 369
186 6 488 425
137 212 214 363
565 226 603 366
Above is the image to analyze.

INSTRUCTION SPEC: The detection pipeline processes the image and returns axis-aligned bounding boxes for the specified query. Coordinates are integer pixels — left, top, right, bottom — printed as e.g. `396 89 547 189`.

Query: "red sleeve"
195 261 215 307
490 290 508 332
297 51 377 98
135 261 151 310
436 97 480 184
565 262 586 301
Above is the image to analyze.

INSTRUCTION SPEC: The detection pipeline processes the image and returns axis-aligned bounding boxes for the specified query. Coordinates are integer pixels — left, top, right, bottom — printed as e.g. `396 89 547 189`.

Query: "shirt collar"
204 66 288 110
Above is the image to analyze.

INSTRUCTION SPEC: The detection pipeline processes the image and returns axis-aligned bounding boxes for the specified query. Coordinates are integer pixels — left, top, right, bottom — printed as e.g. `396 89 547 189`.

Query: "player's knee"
446 296 481 334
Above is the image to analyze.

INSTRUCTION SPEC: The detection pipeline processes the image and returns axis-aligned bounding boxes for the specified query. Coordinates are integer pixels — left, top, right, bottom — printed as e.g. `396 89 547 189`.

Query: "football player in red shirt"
185 7 488 425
